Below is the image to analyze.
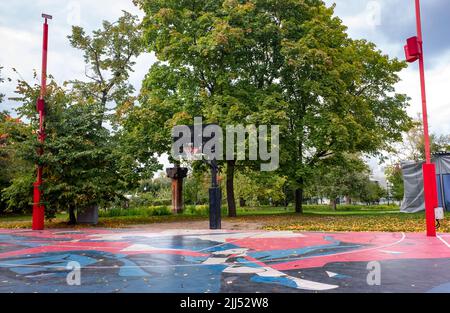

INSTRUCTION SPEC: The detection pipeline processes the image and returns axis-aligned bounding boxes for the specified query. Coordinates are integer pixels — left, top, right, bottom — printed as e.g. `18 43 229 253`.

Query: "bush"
184 205 209 216
150 199 172 206
99 206 172 218
126 192 172 208
183 205 229 216
1 173 34 215
151 206 172 216
303 204 399 211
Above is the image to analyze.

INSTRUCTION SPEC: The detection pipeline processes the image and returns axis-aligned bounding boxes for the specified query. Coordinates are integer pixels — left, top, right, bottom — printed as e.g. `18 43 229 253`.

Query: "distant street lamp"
403 0 437 237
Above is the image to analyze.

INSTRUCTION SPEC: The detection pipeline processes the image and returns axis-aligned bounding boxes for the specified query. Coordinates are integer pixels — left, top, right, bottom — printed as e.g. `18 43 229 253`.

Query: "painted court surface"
1 228 450 293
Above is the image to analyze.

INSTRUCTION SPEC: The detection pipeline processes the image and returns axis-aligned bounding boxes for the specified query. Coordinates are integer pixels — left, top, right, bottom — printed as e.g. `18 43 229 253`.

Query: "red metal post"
414 0 436 237
32 14 51 231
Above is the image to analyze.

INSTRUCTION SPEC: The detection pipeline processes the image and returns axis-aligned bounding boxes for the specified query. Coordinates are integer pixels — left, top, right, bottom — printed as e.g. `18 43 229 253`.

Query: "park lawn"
0 205 447 233
260 212 446 233
0 213 205 229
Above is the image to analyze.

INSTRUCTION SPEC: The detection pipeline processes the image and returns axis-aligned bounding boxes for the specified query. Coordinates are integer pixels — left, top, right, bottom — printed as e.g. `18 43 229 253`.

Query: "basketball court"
1 228 450 293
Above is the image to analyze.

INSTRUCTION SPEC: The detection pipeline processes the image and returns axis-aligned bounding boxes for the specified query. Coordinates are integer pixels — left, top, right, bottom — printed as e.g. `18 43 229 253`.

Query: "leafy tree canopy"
132 0 412 215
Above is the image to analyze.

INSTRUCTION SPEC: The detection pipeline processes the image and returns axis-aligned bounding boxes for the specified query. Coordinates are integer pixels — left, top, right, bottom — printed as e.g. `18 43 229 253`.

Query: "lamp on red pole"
404 0 437 237
32 13 52 231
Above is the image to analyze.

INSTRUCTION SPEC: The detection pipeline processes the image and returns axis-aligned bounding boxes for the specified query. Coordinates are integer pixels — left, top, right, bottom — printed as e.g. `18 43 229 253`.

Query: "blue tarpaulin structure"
401 153 450 213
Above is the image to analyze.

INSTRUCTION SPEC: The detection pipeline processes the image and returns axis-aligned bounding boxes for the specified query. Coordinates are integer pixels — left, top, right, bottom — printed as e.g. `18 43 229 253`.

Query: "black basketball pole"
209 159 221 230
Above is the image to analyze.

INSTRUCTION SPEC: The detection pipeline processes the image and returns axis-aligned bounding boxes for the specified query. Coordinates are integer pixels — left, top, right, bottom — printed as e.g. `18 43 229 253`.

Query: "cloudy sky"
1 0 449 179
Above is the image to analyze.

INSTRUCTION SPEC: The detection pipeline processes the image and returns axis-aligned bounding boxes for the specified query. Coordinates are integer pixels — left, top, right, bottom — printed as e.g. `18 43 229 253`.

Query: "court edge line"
437 234 450 249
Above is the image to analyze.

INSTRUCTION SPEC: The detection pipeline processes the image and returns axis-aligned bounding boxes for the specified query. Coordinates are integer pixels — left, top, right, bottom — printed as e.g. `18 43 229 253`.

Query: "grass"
0 204 447 233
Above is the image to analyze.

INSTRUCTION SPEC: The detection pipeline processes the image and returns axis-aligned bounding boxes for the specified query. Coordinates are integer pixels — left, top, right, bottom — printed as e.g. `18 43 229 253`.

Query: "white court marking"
437 234 450 249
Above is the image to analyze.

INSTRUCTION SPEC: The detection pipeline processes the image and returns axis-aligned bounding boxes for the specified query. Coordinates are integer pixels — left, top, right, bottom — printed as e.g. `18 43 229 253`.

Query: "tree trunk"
239 197 246 207
68 206 77 225
295 188 303 214
226 160 237 217
330 199 337 211
284 198 290 209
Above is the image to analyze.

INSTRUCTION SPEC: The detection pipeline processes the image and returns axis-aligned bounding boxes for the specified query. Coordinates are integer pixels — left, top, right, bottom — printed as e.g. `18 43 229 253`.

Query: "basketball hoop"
183 144 200 159
179 144 203 169
171 122 222 229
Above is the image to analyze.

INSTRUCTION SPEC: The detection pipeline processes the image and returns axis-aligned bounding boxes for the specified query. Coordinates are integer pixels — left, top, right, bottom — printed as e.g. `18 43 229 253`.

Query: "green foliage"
67 11 143 110
278 6 412 210
43 100 125 217
183 204 229 216
126 176 173 207
304 204 399 212
359 181 387 205
1 172 34 214
234 170 287 207
133 0 412 216
431 134 450 154
386 164 405 202
394 115 450 162
99 206 171 217
306 154 386 207
184 173 210 205
67 12 160 187
184 204 209 216
0 111 34 214
5 78 128 220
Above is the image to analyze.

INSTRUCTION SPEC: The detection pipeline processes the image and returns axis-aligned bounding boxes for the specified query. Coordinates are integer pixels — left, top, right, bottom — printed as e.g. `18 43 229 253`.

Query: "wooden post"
166 167 188 214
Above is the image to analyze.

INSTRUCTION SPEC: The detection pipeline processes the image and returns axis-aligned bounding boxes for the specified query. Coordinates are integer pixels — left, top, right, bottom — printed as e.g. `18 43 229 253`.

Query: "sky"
1 0 450 181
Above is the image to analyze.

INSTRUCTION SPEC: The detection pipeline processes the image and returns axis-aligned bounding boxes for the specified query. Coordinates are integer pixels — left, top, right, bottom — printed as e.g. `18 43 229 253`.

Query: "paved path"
1 228 450 293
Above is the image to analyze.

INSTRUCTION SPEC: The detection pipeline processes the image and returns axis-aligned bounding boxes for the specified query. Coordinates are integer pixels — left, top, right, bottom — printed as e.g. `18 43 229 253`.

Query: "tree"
233 170 287 207
0 69 35 215
0 111 34 214
134 0 411 217
359 180 386 205
385 164 404 202
431 134 450 154
68 11 159 188
278 4 412 213
6 78 127 223
385 115 450 204
184 172 210 205
308 154 371 210
394 115 450 162
133 0 296 217
67 11 143 115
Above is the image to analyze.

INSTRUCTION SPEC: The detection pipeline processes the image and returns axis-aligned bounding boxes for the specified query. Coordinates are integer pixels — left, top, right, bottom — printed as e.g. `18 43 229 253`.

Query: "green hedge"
98 204 399 218
303 204 399 211
99 206 172 218
184 205 228 216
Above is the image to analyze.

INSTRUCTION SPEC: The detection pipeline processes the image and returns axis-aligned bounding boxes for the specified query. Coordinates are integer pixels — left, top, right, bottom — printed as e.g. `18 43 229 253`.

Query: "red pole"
32 14 52 231
414 0 436 237
415 0 431 164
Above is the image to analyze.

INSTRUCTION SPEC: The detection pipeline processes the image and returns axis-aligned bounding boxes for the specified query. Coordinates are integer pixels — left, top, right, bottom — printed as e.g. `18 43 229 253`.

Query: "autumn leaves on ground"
0 205 445 233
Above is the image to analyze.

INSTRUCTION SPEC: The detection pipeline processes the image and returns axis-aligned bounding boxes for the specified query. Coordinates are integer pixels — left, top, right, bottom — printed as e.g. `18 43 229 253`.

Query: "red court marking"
0 241 131 259
228 236 331 251
272 233 450 271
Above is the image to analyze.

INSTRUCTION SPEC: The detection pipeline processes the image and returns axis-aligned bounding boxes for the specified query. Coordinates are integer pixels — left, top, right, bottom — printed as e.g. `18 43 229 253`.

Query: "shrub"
183 205 228 216
303 204 399 211
99 206 172 218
